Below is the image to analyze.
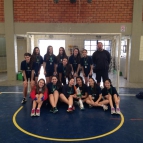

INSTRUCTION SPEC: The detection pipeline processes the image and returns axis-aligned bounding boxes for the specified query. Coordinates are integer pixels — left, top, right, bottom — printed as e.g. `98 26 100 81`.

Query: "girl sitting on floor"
75 76 88 110
102 79 121 114
59 78 76 112
47 76 62 113
86 78 109 111
30 78 48 116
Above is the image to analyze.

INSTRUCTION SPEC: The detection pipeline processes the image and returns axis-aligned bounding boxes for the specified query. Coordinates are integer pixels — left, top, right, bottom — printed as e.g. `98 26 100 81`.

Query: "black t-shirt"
21 60 33 78
80 56 93 72
92 50 111 70
75 84 88 95
58 64 66 76
62 84 75 97
44 54 57 72
88 85 101 98
47 82 61 94
57 55 68 66
102 86 118 97
69 55 80 72
32 55 43 73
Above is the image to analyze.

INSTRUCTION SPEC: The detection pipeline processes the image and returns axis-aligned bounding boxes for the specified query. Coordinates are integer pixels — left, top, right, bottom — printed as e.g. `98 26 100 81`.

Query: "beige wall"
14 23 132 35
17 39 27 71
1 0 143 83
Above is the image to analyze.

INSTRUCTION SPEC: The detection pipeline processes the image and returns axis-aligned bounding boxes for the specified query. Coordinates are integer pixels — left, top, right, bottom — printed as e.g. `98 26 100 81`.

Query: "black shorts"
46 71 53 77
96 70 109 83
84 71 92 77
73 70 80 76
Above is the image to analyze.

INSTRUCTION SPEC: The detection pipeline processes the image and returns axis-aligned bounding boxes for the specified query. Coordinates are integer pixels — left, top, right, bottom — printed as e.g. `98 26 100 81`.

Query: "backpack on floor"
136 92 143 99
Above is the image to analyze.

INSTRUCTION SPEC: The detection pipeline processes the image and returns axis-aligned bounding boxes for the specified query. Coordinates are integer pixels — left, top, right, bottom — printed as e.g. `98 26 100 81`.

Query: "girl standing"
69 48 81 78
31 47 43 83
30 78 48 116
47 76 61 113
56 47 68 80
58 57 72 85
86 78 109 110
21 53 35 104
43 46 57 84
102 79 121 114
80 49 93 85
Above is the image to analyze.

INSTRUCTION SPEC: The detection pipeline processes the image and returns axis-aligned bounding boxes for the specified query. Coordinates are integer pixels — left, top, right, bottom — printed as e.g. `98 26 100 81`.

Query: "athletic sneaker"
89 105 93 108
21 98 27 104
31 109 35 116
111 107 116 114
72 106 75 110
74 101 79 106
67 107 73 112
36 109 40 116
50 108 54 113
102 105 108 111
116 108 121 114
53 107 58 113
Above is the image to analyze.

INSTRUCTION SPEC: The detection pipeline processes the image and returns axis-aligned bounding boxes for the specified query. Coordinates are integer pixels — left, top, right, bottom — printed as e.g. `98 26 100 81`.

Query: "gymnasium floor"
0 85 143 143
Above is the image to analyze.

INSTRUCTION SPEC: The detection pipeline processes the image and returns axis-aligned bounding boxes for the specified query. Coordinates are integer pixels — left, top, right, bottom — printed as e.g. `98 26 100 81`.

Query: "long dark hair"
63 57 72 79
72 48 81 63
89 77 97 92
105 79 113 87
76 76 84 86
57 47 68 62
31 47 40 64
46 45 53 61
51 75 62 89
36 78 46 94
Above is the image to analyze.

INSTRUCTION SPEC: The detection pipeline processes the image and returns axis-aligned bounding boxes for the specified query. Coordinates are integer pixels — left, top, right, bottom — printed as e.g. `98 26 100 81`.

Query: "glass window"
85 46 90 50
84 41 90 45
91 41 97 45
84 40 112 55
91 45 96 50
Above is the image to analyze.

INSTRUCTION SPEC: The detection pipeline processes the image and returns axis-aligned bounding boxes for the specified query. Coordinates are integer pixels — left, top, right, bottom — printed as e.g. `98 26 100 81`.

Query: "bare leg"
68 95 74 107
53 90 59 107
32 100 37 109
84 77 88 85
99 100 109 106
46 77 50 84
59 94 69 105
86 96 95 106
23 82 28 98
113 95 120 108
49 94 55 108
35 77 38 85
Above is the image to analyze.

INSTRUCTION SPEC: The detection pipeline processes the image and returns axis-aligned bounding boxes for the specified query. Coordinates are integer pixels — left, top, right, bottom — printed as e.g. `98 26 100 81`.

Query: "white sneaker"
102 105 108 111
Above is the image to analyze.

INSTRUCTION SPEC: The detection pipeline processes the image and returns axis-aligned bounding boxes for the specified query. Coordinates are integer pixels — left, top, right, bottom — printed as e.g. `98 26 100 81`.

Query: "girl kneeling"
30 79 48 116
86 78 109 110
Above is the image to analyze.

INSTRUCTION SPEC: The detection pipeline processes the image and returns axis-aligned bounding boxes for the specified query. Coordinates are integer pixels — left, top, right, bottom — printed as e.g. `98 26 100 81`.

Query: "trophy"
76 87 82 98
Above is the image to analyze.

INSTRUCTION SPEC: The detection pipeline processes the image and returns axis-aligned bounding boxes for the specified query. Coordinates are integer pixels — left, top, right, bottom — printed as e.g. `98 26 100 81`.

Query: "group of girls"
20 46 121 116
